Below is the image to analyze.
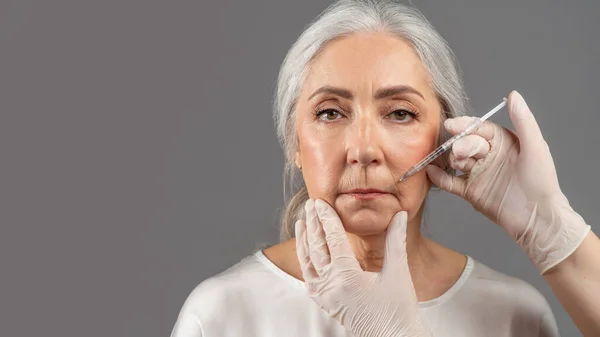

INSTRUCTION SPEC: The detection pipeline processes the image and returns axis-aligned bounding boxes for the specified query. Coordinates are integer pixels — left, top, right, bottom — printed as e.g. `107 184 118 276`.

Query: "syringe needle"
398 98 507 182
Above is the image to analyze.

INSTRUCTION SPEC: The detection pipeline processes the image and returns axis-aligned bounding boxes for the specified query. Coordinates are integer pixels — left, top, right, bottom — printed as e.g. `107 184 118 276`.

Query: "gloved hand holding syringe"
295 91 596 337
398 98 507 182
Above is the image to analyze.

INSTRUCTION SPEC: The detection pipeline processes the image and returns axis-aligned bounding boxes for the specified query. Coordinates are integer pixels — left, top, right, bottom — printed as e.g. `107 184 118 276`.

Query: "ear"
295 151 302 169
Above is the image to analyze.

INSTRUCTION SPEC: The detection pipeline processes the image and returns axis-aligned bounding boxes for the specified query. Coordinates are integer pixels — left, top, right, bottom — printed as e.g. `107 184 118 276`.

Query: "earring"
297 164 302 170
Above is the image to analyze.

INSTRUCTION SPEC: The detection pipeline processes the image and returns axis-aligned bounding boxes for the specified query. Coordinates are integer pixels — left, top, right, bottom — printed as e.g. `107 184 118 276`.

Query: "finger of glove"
452 134 490 160
449 152 478 173
314 199 361 270
507 90 546 153
295 219 318 281
382 211 411 277
305 199 331 274
426 164 466 197
445 117 496 142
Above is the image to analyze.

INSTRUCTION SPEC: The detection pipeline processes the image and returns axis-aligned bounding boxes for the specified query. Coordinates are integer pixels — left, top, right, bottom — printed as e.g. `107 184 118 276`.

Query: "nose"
346 110 385 167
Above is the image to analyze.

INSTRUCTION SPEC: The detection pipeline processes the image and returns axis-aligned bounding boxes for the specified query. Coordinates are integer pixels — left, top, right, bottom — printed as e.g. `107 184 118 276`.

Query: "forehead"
303 32 433 96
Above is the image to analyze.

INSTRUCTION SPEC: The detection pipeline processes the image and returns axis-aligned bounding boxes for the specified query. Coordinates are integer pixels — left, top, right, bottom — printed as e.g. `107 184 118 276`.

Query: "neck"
346 215 429 272
267 213 466 302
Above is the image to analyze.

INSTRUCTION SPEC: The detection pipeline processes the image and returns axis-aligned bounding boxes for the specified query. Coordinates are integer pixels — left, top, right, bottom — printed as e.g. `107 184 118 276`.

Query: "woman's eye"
316 109 341 121
388 109 415 122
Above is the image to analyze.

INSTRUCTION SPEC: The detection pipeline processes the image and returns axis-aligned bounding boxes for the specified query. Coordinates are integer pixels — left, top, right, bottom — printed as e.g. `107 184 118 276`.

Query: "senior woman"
170 1 596 336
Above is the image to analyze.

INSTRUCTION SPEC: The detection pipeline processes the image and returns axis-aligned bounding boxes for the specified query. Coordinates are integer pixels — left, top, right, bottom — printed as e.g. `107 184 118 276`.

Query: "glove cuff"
516 199 591 274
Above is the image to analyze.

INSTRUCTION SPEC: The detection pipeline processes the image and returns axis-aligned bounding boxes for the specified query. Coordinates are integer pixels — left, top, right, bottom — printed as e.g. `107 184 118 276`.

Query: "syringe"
397 98 508 182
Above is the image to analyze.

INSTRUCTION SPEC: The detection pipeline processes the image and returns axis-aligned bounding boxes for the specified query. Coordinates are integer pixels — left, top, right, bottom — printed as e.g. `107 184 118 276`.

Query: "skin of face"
294 32 442 238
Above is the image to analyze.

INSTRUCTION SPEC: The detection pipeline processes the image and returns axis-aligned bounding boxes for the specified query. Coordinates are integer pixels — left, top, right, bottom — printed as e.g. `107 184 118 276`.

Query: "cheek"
386 124 439 172
298 126 345 201
386 124 438 208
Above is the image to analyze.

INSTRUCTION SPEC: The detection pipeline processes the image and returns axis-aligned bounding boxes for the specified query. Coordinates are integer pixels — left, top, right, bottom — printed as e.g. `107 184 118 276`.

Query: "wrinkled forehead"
300 33 437 102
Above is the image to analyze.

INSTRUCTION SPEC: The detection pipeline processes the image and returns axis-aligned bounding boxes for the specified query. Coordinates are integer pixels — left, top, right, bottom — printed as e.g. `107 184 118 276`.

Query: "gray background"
1 0 598 336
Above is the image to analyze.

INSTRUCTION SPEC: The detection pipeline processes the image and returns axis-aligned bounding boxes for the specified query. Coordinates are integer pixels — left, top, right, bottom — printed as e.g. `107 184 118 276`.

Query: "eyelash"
313 107 420 122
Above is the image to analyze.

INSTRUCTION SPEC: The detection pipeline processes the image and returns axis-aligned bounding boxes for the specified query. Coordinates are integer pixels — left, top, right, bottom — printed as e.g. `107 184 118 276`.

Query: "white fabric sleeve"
538 309 560 337
170 313 204 337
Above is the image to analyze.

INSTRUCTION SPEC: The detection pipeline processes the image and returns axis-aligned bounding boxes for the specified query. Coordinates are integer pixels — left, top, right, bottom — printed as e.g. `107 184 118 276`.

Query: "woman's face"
295 32 442 235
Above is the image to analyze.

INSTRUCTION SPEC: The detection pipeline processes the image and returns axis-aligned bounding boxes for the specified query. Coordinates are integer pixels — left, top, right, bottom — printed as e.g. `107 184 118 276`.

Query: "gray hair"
273 0 470 241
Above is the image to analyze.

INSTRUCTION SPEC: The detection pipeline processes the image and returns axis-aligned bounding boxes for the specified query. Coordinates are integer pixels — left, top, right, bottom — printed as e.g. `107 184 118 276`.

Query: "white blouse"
171 250 559 337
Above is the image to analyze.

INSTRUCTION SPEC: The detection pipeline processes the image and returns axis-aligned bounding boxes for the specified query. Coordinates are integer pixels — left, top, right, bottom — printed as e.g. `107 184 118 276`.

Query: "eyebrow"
308 85 425 101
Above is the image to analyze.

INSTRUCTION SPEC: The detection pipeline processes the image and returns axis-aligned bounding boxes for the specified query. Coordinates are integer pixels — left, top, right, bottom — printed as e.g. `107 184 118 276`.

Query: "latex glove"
295 199 430 337
426 90 590 274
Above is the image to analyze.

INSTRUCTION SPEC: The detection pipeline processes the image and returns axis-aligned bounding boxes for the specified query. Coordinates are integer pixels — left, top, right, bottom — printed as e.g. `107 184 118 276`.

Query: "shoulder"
465 258 559 335
181 252 272 315
467 259 549 309
171 252 276 335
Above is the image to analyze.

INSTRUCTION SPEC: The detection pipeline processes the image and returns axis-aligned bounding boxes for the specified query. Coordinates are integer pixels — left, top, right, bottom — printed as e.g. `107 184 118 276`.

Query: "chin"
337 207 394 236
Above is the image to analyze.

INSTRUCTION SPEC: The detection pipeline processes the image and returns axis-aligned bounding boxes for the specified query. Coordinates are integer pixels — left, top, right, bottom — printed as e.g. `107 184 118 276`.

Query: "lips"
344 188 389 200
346 188 387 194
